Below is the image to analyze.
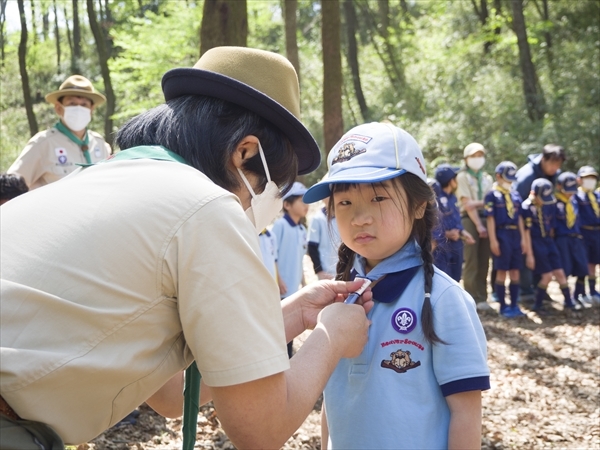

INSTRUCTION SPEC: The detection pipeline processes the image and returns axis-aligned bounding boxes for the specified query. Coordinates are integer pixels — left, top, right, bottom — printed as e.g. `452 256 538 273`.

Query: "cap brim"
303 167 405 203
45 90 106 106
162 68 321 176
580 170 599 178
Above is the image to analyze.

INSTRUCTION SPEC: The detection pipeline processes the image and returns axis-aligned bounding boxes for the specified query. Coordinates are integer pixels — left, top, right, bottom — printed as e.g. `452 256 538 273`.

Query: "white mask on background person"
467 156 485 172
237 141 283 233
500 180 513 190
582 178 597 191
62 105 92 132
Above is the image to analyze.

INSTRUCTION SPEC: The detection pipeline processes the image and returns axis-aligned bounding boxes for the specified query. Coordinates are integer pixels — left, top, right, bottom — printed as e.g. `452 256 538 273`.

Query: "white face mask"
62 105 92 132
467 156 485 172
237 141 283 233
500 180 513 190
582 178 597 191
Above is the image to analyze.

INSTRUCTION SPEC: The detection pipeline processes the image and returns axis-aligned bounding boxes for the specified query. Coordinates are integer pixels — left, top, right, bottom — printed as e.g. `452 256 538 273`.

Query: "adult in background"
456 143 494 310
514 144 566 298
7 75 111 190
0 47 372 449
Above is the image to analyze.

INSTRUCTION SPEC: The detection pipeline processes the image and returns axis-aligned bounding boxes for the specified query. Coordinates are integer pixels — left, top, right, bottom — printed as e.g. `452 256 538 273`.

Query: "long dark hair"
328 172 444 345
115 95 298 195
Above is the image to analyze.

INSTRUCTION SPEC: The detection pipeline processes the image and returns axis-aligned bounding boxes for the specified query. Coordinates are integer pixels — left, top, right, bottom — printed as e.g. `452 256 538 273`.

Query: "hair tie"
424 293 431 299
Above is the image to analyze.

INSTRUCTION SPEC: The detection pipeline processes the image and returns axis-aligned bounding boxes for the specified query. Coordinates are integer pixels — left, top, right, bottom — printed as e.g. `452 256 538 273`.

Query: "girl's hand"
490 240 500 257
462 230 476 245
526 254 535 270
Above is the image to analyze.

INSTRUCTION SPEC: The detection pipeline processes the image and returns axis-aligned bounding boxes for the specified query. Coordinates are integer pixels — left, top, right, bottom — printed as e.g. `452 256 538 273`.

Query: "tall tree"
72 0 81 73
283 0 300 82
87 0 115 145
510 0 545 122
17 0 38 136
343 0 369 122
532 0 553 68
64 4 73 62
0 0 7 66
321 0 343 151
42 6 49 41
53 0 61 73
30 0 37 43
200 0 247 56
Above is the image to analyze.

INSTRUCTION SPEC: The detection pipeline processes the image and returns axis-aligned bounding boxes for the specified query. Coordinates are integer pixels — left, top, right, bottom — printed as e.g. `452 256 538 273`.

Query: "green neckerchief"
54 121 92 164
466 167 483 200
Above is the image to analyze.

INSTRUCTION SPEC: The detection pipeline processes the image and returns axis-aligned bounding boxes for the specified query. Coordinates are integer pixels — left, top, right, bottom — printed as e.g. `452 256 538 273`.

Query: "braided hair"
327 173 445 345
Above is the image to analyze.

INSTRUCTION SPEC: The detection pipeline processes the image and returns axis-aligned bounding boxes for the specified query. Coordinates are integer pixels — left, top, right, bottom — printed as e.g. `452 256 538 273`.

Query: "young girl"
303 122 490 450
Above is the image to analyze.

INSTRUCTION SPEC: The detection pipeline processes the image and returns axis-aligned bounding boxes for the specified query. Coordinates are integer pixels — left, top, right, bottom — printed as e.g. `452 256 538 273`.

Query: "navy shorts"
532 236 563 275
555 235 589 277
581 228 600 265
492 229 522 271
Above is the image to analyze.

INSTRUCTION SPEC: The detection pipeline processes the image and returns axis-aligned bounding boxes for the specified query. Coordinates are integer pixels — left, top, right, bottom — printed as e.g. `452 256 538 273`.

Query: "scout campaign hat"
434 164 460 185
303 122 427 203
161 46 320 176
495 161 518 182
45 75 106 106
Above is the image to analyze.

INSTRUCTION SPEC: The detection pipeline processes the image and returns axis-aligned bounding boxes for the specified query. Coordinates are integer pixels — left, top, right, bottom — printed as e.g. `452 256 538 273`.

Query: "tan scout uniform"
7 128 111 190
0 159 289 444
456 169 494 303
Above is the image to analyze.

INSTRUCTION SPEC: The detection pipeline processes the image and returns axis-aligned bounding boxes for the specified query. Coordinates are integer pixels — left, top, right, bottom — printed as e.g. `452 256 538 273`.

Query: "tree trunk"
30 0 37 44
87 0 115 145
379 0 389 38
64 4 73 61
72 0 81 73
103 0 114 57
344 0 369 122
510 0 545 122
321 0 343 152
283 0 300 83
53 0 61 73
42 8 49 41
0 0 7 67
17 0 38 136
200 0 247 57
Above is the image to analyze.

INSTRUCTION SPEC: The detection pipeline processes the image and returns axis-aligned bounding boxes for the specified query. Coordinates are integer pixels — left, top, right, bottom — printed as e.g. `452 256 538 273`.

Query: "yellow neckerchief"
580 186 600 218
555 191 575 229
494 182 514 219
530 195 546 237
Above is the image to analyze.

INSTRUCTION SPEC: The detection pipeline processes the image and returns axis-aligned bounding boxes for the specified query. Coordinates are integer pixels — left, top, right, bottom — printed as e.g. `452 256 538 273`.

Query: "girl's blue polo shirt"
324 240 490 450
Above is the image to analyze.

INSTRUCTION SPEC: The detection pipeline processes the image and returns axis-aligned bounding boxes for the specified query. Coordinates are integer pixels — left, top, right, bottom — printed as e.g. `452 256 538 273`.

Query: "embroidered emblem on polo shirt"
391 307 417 334
55 147 68 164
94 146 102 158
331 142 366 165
381 348 421 374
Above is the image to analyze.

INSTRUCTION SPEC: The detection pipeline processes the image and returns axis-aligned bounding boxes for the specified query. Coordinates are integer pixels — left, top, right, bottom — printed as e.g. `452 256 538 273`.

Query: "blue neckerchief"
350 239 423 303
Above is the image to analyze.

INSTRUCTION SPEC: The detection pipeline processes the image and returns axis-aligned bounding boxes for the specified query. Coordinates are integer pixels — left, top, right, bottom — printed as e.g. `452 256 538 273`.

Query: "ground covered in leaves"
78 278 600 450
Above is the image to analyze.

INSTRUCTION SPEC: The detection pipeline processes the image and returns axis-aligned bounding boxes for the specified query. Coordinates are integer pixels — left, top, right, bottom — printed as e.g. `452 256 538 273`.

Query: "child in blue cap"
555 172 589 307
521 178 577 312
574 166 600 304
303 122 490 450
433 164 475 282
484 161 527 318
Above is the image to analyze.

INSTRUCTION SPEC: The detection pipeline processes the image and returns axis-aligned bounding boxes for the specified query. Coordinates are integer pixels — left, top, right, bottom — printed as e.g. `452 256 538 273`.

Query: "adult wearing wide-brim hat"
455 142 494 310
0 46 372 449
6 75 111 190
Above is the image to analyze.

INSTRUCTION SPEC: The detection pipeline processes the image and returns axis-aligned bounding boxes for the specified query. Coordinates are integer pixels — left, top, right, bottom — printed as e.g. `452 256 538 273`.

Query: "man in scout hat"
7 75 111 190
1 47 372 449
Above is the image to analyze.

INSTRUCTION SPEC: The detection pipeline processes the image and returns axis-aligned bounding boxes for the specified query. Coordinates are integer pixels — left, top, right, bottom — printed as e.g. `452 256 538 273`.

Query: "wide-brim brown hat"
161 46 321 175
45 75 106 106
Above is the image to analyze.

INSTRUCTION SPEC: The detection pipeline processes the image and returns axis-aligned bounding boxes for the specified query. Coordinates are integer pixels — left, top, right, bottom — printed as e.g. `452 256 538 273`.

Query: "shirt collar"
283 213 298 227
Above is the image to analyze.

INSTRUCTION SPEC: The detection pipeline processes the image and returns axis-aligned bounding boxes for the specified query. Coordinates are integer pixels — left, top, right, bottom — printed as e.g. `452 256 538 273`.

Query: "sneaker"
476 302 494 311
490 292 499 303
500 306 513 318
564 301 582 311
532 305 550 316
577 295 593 308
510 305 526 317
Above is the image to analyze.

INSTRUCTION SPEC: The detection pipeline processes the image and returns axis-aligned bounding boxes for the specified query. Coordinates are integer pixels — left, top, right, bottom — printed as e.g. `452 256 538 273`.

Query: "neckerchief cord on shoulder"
55 121 92 164
82 145 200 449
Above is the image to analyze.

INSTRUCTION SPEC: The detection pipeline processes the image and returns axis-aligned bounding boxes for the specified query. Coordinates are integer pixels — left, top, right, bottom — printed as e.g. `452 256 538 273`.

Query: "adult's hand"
316 302 372 359
476 225 488 239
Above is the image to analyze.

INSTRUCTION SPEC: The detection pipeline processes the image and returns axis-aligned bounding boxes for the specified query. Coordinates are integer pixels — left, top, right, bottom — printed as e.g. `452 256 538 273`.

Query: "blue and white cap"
557 171 578 194
532 178 556 204
434 164 460 185
303 122 427 203
283 181 308 201
495 161 518 182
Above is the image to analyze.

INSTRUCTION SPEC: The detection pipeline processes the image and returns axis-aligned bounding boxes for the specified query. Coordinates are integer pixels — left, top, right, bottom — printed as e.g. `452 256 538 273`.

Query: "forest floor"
77 260 600 450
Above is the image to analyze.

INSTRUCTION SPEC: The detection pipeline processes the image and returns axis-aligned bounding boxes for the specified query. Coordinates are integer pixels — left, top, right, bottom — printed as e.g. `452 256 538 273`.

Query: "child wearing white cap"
303 122 490 450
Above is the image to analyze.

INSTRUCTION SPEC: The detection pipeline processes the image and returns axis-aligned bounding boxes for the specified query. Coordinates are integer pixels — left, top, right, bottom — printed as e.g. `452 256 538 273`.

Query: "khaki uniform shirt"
7 127 111 190
0 159 289 444
455 169 494 215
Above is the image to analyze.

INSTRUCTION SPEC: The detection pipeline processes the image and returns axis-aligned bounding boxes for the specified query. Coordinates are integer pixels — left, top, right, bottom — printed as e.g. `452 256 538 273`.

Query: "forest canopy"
1 0 599 184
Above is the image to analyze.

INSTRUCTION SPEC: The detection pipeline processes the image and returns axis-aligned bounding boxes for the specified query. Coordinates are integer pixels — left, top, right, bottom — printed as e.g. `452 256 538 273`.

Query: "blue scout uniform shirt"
574 188 600 227
437 191 463 233
323 240 490 450
555 196 581 236
307 208 340 276
272 213 307 299
521 198 556 239
258 229 278 279
484 186 522 227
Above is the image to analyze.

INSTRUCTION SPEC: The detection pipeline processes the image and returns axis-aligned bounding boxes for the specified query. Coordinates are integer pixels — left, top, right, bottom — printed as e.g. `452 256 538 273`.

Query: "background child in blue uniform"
307 196 341 280
521 178 576 312
258 227 278 280
303 122 490 450
485 161 527 318
433 164 475 281
554 172 589 307
575 165 600 304
272 181 308 357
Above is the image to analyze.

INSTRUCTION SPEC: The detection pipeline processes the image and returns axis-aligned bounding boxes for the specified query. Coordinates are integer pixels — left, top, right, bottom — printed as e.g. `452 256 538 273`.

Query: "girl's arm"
446 390 482 450
321 402 329 450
